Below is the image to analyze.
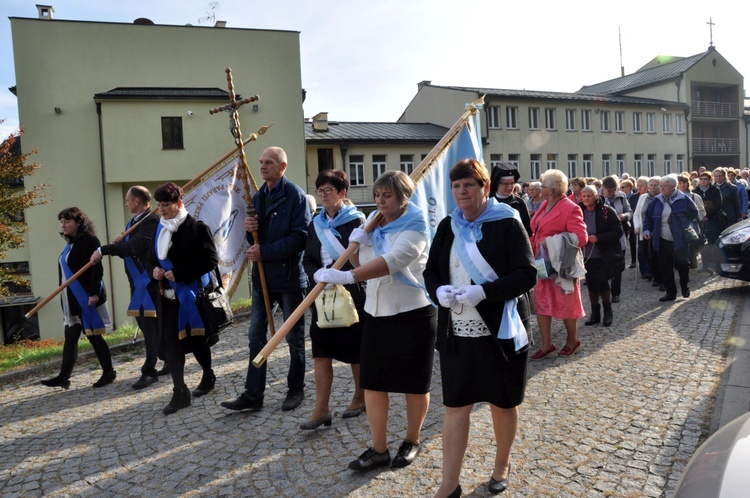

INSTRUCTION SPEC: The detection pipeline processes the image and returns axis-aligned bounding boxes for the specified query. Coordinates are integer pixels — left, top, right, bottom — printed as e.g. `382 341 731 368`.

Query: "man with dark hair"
91 186 162 389
222 146 311 412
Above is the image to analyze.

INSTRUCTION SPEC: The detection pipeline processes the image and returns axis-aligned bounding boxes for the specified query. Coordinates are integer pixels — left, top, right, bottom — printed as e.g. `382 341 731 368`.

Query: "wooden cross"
707 17 715 46
210 68 276 336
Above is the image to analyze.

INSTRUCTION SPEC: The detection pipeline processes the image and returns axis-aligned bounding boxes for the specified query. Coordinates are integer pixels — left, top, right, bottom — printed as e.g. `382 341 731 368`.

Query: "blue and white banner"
410 106 483 240
182 153 254 297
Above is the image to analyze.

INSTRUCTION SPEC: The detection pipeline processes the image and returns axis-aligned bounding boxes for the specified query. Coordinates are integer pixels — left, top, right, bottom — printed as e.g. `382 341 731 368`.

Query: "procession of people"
37 144 750 495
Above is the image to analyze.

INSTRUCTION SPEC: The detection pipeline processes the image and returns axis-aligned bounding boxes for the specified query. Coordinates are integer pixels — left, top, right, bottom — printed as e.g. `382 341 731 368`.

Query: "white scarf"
157 207 188 260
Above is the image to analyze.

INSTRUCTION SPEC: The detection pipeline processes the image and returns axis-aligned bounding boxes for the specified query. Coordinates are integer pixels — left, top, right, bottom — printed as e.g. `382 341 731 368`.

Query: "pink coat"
530 196 588 319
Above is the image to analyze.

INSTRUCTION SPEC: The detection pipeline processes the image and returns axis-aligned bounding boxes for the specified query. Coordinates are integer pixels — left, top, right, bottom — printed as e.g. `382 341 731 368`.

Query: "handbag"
195 272 233 337
314 284 359 329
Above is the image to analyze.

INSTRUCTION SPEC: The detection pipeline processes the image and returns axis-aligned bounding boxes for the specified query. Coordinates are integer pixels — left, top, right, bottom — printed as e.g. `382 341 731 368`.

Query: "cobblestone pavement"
0 268 747 497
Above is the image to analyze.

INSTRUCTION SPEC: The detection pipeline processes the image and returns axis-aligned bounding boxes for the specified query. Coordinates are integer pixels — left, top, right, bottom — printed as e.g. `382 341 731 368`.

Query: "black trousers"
657 238 690 297
59 323 113 379
161 298 212 390
135 314 161 377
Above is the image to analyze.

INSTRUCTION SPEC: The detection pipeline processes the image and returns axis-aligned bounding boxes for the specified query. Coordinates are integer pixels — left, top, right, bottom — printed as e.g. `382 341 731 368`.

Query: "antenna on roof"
619 26 625 77
198 1 219 24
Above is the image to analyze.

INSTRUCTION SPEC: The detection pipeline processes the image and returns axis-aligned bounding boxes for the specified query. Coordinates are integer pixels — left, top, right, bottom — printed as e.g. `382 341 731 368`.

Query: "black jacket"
495 194 532 236
145 215 218 286
580 198 625 278
59 231 106 317
424 215 536 357
101 211 158 293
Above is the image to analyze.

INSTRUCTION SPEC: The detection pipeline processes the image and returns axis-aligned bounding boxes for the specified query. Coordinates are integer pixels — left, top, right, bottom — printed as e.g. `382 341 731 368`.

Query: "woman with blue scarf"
424 159 536 498
148 182 219 415
300 170 366 430
314 171 437 472
41 207 115 390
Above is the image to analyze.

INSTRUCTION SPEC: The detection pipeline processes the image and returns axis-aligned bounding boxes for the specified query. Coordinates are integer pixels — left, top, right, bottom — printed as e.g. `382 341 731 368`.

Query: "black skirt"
583 256 610 292
309 300 364 364
360 305 437 394
440 335 528 408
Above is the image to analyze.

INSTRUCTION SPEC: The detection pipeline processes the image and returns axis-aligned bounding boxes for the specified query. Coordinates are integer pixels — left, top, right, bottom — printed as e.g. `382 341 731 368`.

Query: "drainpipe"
685 108 692 171
96 102 116 327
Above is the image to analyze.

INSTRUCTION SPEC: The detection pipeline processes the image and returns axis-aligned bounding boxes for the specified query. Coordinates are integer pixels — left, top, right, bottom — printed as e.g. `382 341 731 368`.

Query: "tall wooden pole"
210 67 276 336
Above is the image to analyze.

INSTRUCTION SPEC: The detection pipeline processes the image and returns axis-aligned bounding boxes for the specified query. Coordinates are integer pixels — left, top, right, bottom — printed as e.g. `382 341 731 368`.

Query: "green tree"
0 122 48 297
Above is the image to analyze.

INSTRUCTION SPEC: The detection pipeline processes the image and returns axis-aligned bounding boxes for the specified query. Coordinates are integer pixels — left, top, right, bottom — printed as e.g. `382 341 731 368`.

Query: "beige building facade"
8 11 305 341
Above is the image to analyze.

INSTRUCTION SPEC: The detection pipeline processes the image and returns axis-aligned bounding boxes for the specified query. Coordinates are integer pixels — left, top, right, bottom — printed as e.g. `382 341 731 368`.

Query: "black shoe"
682 287 691 298
488 463 511 494
221 393 263 411
659 294 677 302
651 280 661 287
348 447 391 471
391 439 421 468
299 412 332 430
611 295 620 303
342 405 366 419
659 284 666 292
41 376 70 389
282 389 304 411
584 304 600 326
132 375 158 390
641 275 653 281
93 371 117 388
163 385 191 415
628 263 636 269
192 370 216 397
447 484 462 498
156 364 170 376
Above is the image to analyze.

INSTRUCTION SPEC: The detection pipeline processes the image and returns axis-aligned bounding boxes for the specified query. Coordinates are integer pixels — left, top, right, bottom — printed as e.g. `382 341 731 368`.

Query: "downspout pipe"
96 102 116 327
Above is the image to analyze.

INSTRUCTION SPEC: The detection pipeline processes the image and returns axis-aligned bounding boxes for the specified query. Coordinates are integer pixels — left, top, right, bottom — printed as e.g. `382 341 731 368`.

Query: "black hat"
490 162 520 194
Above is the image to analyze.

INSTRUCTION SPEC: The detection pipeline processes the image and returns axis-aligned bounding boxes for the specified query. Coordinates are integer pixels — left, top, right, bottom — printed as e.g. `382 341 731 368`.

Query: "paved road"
0 268 747 497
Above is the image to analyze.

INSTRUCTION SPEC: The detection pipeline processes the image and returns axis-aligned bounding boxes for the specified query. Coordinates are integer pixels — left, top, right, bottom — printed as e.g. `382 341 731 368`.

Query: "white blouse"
449 244 490 337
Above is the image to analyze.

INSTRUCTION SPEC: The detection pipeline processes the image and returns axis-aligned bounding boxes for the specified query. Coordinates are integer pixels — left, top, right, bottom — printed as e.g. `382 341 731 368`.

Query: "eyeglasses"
315 187 335 196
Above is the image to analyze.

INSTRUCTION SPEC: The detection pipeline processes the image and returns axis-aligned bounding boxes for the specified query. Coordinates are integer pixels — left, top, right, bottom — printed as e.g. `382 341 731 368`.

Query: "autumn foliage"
0 122 48 297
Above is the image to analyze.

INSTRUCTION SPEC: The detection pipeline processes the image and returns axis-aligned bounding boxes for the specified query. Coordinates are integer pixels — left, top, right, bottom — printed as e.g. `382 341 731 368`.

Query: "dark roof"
576 52 707 95
430 85 681 108
305 122 449 144
93 87 232 101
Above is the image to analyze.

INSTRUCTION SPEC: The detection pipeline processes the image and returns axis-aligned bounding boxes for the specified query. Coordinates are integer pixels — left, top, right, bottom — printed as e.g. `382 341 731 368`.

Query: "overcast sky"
1 0 747 140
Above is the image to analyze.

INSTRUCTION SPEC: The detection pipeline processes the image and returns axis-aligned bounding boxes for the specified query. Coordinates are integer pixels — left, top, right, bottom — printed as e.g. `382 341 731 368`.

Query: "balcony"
691 100 739 118
692 138 739 154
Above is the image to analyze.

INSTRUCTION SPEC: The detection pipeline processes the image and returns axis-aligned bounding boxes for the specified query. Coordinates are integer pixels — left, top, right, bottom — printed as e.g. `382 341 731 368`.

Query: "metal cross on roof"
707 17 715 47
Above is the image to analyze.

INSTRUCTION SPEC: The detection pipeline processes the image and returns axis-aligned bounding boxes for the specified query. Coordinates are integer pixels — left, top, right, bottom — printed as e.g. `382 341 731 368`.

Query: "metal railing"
692 137 739 153
691 100 739 118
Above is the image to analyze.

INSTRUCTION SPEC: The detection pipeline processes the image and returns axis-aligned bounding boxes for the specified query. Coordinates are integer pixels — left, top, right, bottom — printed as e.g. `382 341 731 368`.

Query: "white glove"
455 285 486 307
348 227 370 247
436 285 458 308
314 268 355 285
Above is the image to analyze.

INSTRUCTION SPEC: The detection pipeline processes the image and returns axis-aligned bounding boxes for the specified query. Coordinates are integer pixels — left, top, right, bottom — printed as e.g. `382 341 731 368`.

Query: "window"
545 108 556 130
602 154 611 177
581 110 591 131
583 154 593 177
647 154 656 176
617 154 626 176
530 154 541 179
634 154 643 177
615 111 625 132
675 114 684 134
567 154 577 178
633 112 642 133
372 154 387 181
646 113 655 133
317 148 334 173
677 154 685 172
528 108 539 129
565 109 576 131
546 153 557 171
161 117 183 149
664 154 672 174
663 114 671 133
600 111 610 132
506 107 518 129
1 261 31 294
508 154 520 169
349 155 365 186
400 154 414 175
490 154 503 169
488 106 501 129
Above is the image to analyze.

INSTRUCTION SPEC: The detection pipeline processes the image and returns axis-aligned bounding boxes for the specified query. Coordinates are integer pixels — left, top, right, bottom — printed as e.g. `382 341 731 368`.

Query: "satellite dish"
133 18 155 25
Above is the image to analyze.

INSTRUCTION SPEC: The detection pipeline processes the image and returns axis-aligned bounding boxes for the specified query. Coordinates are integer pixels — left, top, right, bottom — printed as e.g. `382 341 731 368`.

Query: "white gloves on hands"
455 285 486 306
348 227 370 247
314 268 355 285
436 285 458 308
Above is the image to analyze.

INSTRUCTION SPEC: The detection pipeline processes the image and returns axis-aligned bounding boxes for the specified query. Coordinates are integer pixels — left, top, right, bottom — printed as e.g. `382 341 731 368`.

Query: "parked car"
716 218 750 281
673 411 750 497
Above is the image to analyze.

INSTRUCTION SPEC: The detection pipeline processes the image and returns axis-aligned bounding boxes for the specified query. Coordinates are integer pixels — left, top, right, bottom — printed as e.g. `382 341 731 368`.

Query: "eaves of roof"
305 122 449 143
93 87 232 101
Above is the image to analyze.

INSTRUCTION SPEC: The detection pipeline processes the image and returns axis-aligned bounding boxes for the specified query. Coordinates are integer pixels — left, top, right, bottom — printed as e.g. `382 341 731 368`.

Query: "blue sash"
449 199 528 351
154 224 210 339
60 244 106 334
372 202 428 289
124 217 156 318
313 204 365 261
